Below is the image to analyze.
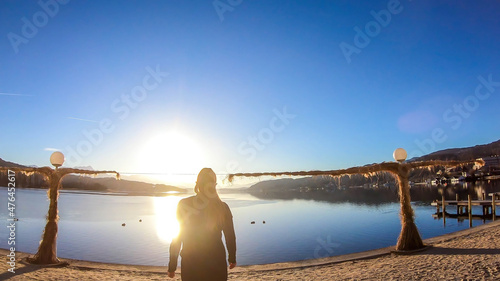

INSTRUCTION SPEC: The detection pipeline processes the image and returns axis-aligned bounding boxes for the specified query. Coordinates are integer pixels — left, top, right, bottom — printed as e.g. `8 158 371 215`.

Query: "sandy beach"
2 220 499 280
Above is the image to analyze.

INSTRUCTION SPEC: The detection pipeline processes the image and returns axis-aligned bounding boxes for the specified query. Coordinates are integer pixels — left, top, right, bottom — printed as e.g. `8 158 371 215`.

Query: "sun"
138 131 205 181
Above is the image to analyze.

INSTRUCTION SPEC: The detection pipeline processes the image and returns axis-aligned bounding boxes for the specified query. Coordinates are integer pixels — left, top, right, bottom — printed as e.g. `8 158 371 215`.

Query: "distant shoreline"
0 185 188 197
1 178 498 199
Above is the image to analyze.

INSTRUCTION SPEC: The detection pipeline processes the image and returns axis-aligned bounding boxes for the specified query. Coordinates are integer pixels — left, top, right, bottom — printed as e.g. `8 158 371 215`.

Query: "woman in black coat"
168 168 237 280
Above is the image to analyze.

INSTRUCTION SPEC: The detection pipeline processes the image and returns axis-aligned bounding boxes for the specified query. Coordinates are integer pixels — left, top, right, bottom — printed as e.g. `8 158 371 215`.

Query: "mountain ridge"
411 139 500 162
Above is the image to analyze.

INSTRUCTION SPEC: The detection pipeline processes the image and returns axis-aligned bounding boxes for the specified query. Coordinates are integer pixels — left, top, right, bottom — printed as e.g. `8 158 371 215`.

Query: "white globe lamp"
50 152 65 169
393 148 407 163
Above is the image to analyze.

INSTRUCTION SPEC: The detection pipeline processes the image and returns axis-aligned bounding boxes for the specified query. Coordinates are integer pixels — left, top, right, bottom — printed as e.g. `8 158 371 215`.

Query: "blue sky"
1 0 499 185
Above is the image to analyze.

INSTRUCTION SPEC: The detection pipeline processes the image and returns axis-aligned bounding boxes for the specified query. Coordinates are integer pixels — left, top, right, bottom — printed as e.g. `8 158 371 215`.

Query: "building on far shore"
478 156 500 174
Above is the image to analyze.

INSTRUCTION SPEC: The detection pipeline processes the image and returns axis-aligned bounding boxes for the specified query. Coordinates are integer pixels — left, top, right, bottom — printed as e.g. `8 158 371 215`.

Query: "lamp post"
26 152 66 264
228 149 484 252
27 154 64 264
391 148 424 251
0 152 119 264
21 152 119 265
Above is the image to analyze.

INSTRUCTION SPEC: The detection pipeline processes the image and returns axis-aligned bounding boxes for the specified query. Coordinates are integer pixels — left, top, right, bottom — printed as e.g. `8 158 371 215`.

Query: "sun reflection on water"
153 196 182 243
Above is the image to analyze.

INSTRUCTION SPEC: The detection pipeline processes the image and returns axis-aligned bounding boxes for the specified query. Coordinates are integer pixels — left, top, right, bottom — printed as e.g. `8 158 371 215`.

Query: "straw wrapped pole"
228 159 483 251
1 167 119 264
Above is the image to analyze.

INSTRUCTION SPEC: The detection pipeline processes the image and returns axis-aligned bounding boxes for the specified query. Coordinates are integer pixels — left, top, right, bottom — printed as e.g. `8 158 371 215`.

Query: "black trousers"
180 251 228 281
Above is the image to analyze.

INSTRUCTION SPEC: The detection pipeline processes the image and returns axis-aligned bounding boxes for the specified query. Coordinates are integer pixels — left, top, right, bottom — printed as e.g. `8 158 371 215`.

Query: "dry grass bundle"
228 159 484 251
1 167 119 264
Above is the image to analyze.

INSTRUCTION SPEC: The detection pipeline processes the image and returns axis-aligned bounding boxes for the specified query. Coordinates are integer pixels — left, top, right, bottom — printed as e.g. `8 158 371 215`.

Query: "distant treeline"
0 171 184 194
0 172 107 191
0 171 48 188
247 178 500 205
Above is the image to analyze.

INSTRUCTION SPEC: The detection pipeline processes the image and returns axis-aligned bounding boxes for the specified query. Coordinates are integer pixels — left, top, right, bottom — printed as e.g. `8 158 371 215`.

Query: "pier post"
492 195 496 221
441 195 446 214
442 195 446 226
456 194 460 214
482 192 486 200
468 195 472 228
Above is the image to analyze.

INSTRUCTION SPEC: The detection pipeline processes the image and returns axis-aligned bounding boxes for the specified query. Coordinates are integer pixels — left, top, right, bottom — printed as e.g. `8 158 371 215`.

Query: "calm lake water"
1 181 499 266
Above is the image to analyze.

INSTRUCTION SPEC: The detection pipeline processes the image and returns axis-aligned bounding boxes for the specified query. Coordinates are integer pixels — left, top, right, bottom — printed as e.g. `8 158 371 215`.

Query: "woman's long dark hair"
194 168 226 230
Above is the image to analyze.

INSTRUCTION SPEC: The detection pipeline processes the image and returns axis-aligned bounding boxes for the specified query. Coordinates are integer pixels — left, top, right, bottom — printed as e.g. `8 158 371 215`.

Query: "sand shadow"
422 247 500 256
0 263 43 280
0 259 69 280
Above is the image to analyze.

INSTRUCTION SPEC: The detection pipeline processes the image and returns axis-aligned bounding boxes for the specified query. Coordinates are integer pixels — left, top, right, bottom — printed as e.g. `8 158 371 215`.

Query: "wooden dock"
431 192 499 227
431 192 499 221
432 212 494 222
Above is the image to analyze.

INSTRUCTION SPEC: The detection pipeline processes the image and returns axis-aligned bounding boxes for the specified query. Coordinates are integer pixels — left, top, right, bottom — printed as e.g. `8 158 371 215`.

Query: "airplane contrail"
0 92 33 96
66 117 99 123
